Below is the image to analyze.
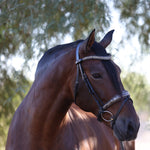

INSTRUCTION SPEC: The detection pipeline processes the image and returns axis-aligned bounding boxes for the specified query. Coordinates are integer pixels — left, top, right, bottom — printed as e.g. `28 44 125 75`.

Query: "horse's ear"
80 29 95 53
99 30 114 48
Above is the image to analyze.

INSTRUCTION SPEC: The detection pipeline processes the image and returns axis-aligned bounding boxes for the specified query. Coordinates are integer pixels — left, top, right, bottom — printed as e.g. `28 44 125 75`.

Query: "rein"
74 42 131 150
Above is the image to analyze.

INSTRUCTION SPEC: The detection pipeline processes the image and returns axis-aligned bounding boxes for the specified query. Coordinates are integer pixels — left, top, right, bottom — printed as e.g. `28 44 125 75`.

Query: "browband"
75 42 111 65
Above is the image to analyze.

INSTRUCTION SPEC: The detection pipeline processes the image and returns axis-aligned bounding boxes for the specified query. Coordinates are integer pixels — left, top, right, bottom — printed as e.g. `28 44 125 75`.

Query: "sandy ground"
135 113 150 150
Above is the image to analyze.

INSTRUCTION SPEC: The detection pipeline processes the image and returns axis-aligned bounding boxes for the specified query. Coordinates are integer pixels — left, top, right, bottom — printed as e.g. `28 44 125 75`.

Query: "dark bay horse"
6 29 140 150
52 103 135 150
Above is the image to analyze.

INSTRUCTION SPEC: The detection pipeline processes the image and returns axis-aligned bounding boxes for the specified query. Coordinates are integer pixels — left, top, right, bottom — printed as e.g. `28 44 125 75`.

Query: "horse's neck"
23 49 75 145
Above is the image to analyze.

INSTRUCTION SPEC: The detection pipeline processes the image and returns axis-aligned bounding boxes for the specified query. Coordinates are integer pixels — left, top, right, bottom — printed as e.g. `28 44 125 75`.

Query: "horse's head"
73 29 140 141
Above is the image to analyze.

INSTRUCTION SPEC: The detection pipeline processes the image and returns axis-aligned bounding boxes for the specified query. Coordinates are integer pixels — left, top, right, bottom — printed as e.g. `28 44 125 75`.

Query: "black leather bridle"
74 42 134 150
74 42 132 127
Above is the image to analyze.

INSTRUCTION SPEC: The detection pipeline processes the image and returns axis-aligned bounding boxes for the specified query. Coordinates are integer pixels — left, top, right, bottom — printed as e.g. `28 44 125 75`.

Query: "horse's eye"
92 73 102 79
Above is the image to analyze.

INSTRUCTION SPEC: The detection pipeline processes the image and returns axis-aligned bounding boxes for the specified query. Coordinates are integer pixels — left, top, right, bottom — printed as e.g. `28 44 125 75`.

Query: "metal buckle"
100 110 114 122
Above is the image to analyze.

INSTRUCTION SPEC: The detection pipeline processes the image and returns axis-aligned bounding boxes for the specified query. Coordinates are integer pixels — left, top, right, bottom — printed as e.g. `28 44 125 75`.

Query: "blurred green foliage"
0 0 110 59
0 70 31 147
122 72 150 111
0 0 150 148
114 0 150 52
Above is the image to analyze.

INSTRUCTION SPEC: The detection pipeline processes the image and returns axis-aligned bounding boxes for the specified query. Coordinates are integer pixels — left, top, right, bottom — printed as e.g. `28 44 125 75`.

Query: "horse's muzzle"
113 117 140 141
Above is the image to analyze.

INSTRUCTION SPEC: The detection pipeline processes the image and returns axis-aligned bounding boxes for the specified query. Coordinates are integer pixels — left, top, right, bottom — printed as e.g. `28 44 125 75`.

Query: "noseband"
74 43 131 127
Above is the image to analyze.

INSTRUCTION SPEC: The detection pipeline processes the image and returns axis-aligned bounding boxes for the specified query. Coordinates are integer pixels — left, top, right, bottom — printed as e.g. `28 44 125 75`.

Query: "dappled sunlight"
78 137 98 150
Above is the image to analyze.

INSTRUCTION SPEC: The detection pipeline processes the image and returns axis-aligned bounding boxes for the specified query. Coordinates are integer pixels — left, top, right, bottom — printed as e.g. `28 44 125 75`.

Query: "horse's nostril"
127 121 134 136
113 118 139 141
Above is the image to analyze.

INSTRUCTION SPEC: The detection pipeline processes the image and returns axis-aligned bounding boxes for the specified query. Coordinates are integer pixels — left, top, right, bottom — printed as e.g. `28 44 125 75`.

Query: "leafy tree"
114 0 150 52
0 0 110 59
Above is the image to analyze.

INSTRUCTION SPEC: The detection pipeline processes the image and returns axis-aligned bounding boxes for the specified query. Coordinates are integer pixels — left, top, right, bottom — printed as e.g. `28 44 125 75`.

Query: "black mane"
36 40 83 70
